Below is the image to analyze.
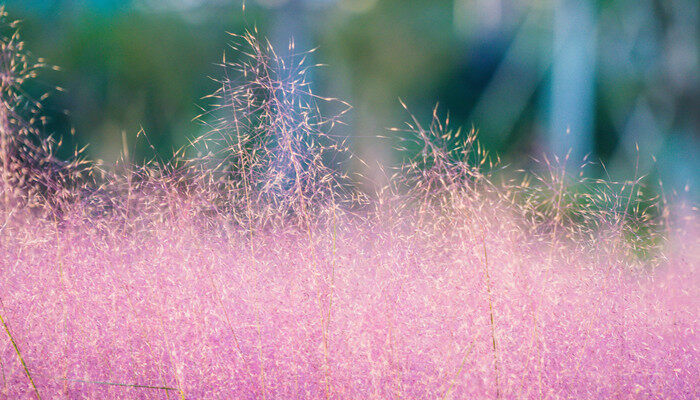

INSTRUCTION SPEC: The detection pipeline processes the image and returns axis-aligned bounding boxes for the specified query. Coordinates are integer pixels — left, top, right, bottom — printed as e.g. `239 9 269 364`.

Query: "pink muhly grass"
0 15 698 400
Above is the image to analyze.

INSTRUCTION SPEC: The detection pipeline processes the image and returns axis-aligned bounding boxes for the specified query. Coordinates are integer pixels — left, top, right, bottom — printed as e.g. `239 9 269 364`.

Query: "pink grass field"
0 13 698 400
1 199 698 399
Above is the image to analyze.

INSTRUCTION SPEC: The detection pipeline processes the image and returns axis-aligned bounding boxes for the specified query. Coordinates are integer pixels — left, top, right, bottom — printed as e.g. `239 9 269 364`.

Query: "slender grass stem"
63 378 177 391
0 310 41 399
481 235 500 399
441 339 475 400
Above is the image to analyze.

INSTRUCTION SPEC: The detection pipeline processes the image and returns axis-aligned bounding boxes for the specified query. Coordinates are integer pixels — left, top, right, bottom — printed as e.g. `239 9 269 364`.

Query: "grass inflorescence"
0 14 697 399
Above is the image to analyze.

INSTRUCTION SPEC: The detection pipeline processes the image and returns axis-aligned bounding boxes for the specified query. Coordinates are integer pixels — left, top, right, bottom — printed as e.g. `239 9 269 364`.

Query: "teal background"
4 0 698 198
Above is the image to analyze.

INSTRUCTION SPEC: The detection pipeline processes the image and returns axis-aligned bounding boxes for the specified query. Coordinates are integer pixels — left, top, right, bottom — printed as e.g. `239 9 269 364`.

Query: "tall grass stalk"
481 233 500 399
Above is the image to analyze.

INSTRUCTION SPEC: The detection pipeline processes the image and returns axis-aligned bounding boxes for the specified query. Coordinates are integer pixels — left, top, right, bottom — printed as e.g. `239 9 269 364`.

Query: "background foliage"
4 0 698 199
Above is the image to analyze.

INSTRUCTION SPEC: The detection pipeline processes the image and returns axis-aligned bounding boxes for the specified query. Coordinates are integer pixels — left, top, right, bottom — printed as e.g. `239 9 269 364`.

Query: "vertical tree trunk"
548 0 598 163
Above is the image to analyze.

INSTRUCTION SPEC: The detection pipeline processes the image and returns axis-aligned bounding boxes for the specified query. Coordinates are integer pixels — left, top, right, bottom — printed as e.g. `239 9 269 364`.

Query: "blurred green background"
5 0 699 198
